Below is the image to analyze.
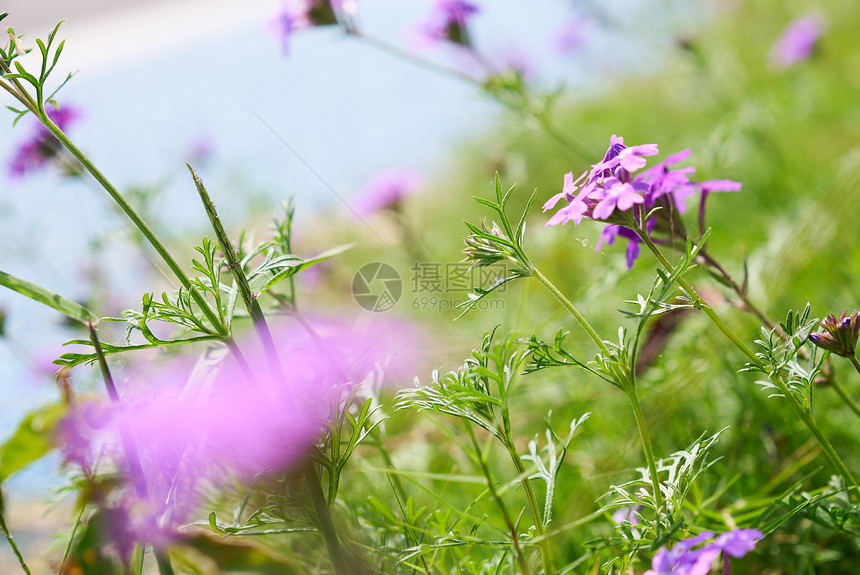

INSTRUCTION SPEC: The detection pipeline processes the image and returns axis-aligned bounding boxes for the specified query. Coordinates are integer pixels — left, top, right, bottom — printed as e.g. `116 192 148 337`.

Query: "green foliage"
0 401 67 482
0 269 97 326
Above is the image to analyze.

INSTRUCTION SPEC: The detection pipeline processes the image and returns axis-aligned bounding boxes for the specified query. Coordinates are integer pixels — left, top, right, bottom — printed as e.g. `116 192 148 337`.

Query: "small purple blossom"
770 13 824 68
808 310 860 357
554 16 588 54
544 135 742 268
417 0 480 48
644 529 764 575
8 106 80 178
272 0 345 55
351 168 423 216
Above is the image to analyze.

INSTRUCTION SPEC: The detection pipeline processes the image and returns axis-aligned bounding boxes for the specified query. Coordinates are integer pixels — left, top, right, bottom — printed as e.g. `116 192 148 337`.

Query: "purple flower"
644 529 764 575
544 135 742 268
417 0 480 48
351 168 423 216
272 0 347 55
8 106 80 178
809 310 860 357
554 16 588 54
770 13 824 68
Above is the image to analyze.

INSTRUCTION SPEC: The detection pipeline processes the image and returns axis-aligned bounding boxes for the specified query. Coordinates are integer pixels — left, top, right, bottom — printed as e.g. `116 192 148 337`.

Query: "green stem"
831 359 860 421
467 427 532 575
189 168 351 574
636 228 857 491
627 387 663 509
0 492 32 575
634 228 761 367
529 266 609 355
39 119 227 337
88 322 177 575
503 439 553 574
768 374 858 493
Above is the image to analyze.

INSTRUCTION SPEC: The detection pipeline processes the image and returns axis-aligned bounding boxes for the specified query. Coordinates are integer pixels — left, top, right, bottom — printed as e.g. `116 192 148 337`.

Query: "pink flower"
416 0 480 48
769 13 825 68
61 317 422 533
351 168 423 216
7 106 80 178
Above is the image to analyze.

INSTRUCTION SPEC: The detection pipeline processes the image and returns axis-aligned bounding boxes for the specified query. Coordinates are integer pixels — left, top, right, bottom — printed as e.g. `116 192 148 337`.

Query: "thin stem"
39 119 227 337
189 168 352 574
849 356 860 380
635 229 857 492
502 439 553 574
0 493 32 575
467 427 532 575
627 387 663 509
830 375 860 422
768 374 858 494
529 266 609 355
88 322 177 575
633 227 761 367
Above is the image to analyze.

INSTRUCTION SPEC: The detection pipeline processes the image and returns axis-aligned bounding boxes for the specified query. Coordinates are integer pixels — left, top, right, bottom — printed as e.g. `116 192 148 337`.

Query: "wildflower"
351 168 423 216
554 16 587 54
7 106 79 178
544 135 741 268
769 13 824 68
418 0 480 48
61 317 422 537
272 0 348 55
645 529 764 575
809 310 860 357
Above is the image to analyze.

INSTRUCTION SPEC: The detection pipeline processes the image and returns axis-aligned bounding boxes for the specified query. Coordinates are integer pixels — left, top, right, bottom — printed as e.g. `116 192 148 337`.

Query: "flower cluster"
809 310 860 358
645 529 764 575
7 106 79 178
543 135 741 268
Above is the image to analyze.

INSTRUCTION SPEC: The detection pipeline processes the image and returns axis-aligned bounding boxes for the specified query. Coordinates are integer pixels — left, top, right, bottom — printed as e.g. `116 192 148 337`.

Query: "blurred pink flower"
554 16 588 54
271 0 349 55
415 0 480 48
351 168 423 216
769 13 824 68
61 316 423 531
7 106 80 178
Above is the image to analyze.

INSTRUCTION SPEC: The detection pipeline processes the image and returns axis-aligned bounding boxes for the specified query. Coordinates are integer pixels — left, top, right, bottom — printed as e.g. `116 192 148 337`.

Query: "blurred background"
2 0 859 572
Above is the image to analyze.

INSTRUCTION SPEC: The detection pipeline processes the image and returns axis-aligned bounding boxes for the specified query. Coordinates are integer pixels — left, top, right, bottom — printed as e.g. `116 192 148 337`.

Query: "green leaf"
0 401 67 482
0 269 96 325
247 243 353 297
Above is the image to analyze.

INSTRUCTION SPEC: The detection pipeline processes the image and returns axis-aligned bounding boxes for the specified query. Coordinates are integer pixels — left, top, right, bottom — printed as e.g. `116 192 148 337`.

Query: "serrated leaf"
0 269 96 325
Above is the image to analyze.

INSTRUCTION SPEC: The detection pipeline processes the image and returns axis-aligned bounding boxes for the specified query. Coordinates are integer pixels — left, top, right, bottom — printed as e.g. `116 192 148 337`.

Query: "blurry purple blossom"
416 0 480 48
187 131 215 165
611 504 641 525
544 135 741 268
272 0 346 55
61 317 422 536
7 106 80 178
769 13 824 68
351 168 423 216
554 16 587 54
644 529 763 575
